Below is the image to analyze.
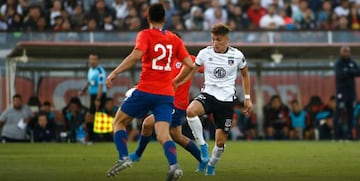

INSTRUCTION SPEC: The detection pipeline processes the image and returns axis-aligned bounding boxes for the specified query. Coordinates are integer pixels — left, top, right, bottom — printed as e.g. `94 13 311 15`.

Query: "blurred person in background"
247 0 267 29
0 94 32 143
62 97 88 143
289 99 307 140
231 100 257 140
304 95 324 140
334 46 360 140
259 4 284 29
33 112 56 142
315 96 336 140
263 95 290 140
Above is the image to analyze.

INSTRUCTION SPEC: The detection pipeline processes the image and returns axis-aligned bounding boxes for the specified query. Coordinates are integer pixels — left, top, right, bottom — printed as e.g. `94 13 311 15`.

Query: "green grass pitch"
1 141 360 181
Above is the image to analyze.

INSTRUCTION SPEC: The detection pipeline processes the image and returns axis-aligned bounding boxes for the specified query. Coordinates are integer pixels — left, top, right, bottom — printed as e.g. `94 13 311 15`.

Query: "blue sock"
135 135 151 157
163 141 177 165
114 130 128 160
185 140 201 162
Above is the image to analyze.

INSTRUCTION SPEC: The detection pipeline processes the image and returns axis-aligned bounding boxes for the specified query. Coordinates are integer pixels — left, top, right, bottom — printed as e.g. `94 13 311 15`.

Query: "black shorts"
194 93 234 133
90 93 107 114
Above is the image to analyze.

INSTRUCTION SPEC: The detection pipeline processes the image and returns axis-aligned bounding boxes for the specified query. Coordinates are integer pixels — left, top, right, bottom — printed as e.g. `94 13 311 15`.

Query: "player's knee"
186 108 197 118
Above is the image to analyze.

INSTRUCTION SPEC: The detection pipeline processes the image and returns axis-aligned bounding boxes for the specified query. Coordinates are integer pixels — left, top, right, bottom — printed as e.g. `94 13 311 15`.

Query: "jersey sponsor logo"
214 67 226 78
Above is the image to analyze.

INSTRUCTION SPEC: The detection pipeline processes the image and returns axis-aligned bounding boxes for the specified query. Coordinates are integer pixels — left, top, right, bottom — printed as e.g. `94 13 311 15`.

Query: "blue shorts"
121 89 174 123
171 107 186 128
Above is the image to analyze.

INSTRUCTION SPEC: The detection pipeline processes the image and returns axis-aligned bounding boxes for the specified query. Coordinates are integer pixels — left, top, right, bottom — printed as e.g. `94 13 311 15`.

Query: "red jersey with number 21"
135 29 189 96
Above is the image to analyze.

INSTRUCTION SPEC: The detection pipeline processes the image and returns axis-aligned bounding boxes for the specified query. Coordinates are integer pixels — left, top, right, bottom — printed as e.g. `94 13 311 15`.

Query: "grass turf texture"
1 141 360 181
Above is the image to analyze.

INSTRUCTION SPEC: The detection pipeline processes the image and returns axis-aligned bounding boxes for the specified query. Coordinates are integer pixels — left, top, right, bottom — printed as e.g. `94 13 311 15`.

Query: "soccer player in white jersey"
184 24 253 175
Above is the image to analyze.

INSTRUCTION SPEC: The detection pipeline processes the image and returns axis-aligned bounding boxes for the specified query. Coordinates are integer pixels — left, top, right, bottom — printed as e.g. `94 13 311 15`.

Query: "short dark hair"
148 3 165 23
13 94 21 99
211 24 231 36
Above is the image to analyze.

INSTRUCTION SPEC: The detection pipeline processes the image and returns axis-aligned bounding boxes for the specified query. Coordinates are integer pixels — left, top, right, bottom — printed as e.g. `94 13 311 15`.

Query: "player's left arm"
240 65 253 114
106 49 142 88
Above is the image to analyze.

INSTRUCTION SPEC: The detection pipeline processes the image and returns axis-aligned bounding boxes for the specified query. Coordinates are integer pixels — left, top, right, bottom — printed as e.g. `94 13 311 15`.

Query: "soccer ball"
125 87 136 98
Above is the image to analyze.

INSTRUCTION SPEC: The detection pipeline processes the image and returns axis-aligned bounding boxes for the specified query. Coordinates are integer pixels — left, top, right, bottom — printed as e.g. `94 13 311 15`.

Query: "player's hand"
243 99 253 115
106 73 116 88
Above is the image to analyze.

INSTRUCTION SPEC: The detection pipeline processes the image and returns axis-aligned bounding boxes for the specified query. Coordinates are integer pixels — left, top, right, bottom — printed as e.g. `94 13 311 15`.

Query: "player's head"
340 46 351 59
88 54 99 68
12 94 22 109
148 3 165 24
211 24 230 53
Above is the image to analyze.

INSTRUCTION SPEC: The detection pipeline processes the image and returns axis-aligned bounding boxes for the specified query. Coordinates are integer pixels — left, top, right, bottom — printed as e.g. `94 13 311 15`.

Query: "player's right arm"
107 31 148 88
106 50 142 88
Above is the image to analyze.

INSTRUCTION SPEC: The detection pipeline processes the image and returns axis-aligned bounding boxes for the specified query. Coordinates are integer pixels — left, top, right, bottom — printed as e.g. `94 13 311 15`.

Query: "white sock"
186 116 206 145
208 145 225 167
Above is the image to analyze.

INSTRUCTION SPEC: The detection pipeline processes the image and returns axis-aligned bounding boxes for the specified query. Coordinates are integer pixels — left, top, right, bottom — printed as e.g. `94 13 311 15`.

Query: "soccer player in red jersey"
105 4 193 181
128 54 208 172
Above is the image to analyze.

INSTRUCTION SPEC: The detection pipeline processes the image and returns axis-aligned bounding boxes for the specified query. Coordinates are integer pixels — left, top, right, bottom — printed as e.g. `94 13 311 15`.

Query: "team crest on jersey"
225 119 232 128
208 57 213 61
228 57 235 65
175 62 182 69
214 67 226 78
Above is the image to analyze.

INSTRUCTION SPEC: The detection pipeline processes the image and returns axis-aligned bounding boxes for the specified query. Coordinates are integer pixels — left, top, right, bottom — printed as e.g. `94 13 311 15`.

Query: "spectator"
7 12 23 31
52 15 64 31
39 101 55 126
68 3 84 30
227 5 250 30
0 94 32 143
0 0 23 17
35 16 48 31
317 0 333 28
231 100 257 140
162 0 177 29
299 8 317 29
334 46 360 140
47 0 63 26
347 4 360 29
185 6 206 30
62 97 88 143
336 15 349 29
22 4 42 31
261 0 284 9
289 99 307 140
87 0 115 28
168 13 184 30
203 0 228 29
334 0 350 17
292 0 314 24
247 0 267 28
304 95 324 140
127 16 141 30
33 112 56 142
279 8 295 30
315 96 336 140
102 12 116 30
259 4 284 29
112 0 128 20
263 95 291 140
178 0 191 23
81 17 98 31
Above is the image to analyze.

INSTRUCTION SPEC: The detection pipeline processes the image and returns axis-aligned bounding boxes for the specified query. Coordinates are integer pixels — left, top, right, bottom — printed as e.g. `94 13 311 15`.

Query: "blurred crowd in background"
0 0 360 32
1 92 359 143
